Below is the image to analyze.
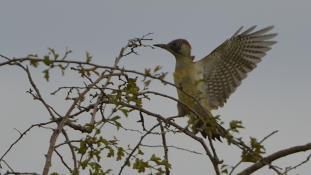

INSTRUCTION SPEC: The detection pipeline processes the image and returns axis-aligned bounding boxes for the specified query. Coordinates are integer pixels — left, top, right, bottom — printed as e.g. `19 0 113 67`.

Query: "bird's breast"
173 64 203 97
173 63 202 86
173 64 210 110
174 67 194 87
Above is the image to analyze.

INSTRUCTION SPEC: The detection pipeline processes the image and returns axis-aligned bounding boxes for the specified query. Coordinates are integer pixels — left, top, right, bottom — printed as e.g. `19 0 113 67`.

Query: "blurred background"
0 1 310 174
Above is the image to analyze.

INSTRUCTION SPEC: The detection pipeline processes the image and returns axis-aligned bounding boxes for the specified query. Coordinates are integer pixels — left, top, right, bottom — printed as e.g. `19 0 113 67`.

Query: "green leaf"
88 162 102 174
242 150 262 163
150 154 161 163
100 138 109 146
30 59 39 67
150 154 171 168
144 80 151 87
78 141 87 154
110 116 121 121
43 55 52 66
153 65 162 72
109 116 122 130
229 120 244 133
133 159 149 173
48 48 59 60
144 68 151 76
86 51 92 63
43 69 50 81
241 137 265 162
137 148 144 155
114 120 122 130
57 64 65 75
80 160 88 169
116 147 125 161
250 137 265 154
107 147 114 158
120 108 129 117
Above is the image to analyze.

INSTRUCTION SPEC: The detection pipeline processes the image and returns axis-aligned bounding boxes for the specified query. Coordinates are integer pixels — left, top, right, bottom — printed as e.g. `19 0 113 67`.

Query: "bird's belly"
173 68 208 112
174 69 204 106
173 69 196 95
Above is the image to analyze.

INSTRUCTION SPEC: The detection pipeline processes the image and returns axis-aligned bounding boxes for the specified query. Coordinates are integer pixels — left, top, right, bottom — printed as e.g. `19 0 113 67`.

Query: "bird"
154 26 277 140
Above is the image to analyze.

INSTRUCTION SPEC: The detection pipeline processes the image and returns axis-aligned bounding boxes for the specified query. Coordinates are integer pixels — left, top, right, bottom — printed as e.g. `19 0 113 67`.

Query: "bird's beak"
153 44 169 50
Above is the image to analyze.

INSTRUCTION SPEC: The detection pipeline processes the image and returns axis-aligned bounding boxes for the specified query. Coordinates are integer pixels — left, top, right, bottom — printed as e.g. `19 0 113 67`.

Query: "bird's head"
154 39 192 58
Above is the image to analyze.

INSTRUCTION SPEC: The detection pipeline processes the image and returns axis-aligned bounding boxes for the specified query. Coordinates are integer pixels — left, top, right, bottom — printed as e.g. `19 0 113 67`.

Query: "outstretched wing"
196 26 277 110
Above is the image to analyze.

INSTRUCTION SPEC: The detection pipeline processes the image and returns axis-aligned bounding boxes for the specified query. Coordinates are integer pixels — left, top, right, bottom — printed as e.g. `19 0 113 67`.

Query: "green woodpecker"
154 26 277 140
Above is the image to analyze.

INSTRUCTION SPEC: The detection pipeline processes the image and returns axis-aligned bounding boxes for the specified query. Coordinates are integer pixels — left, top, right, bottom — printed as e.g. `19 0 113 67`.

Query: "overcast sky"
0 1 310 174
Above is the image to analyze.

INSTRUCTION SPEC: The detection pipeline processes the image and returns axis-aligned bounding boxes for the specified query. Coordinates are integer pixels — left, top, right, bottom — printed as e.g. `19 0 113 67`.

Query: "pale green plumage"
154 26 277 139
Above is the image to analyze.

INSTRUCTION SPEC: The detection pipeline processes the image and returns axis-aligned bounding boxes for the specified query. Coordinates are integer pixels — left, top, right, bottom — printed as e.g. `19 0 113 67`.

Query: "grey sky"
0 1 310 174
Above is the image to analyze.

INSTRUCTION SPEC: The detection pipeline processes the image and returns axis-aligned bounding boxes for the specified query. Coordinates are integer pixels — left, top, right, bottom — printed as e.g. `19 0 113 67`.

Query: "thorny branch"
0 121 54 162
159 121 170 175
42 70 111 175
237 143 311 175
229 130 279 175
102 100 220 174
118 123 160 175
281 153 311 174
61 129 77 172
1 34 311 175
140 144 202 155
208 137 221 175
55 148 72 173
114 33 153 66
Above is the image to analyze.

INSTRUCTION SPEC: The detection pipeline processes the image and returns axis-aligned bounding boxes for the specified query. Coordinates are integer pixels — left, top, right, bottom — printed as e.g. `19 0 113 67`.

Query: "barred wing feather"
196 26 277 110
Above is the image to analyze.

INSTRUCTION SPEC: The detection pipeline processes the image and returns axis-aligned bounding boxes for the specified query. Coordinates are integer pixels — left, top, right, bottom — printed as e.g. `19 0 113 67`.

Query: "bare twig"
87 32 147 127
21 65 57 120
1 159 14 172
260 130 279 143
55 140 82 148
237 143 311 175
42 73 107 175
229 130 279 175
55 149 72 173
4 172 40 175
140 144 202 155
159 121 170 175
0 121 54 162
61 129 77 171
208 137 221 175
281 153 311 174
268 164 282 175
0 56 216 126
114 33 153 66
118 123 160 175
138 111 147 131
106 100 218 174
1 54 223 141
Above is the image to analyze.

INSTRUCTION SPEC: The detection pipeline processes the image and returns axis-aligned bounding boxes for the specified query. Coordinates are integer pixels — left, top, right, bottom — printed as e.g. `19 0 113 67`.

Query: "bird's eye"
170 42 180 52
